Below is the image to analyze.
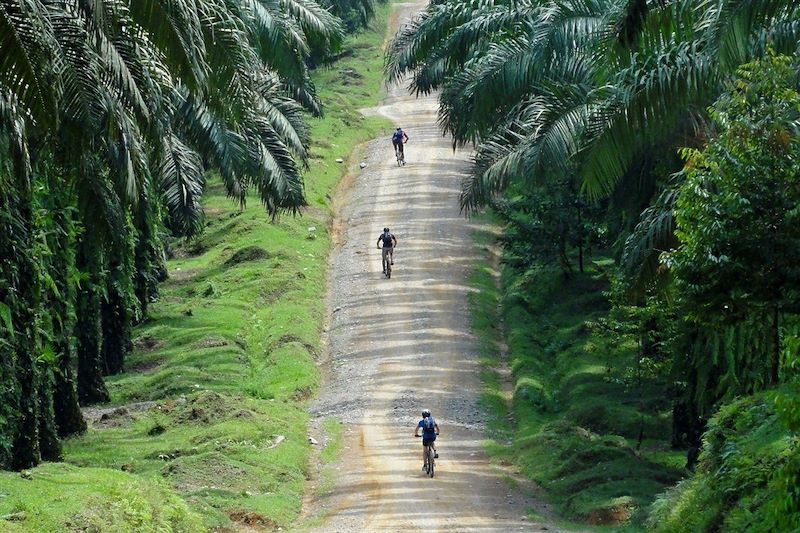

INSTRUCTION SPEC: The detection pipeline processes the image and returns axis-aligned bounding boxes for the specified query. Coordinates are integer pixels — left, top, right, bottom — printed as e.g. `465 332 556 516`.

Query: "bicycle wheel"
428 447 435 478
424 447 431 475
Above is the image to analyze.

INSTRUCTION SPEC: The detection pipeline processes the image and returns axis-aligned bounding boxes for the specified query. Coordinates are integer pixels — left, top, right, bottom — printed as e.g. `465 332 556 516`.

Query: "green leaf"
0 302 13 338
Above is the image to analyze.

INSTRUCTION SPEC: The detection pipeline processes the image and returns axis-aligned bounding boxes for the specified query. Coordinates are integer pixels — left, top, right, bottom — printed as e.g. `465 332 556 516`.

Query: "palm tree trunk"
49 194 86 437
771 307 780 386
133 192 166 321
76 240 110 405
52 340 87 437
52 319 87 436
101 277 129 375
37 375 62 461
9 177 42 469
11 333 40 469
0 188 21 467
576 202 584 273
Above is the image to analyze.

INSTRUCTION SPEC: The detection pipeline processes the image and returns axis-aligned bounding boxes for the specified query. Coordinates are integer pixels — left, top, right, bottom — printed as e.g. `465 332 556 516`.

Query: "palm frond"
0 0 60 126
75 157 126 243
460 52 600 211
280 0 344 52
621 185 680 295
126 0 208 89
159 132 205 236
99 94 150 201
699 0 798 69
253 72 310 161
385 0 500 85
241 0 310 83
175 92 248 203
242 112 305 215
284 76 322 116
78 0 151 122
0 86 31 178
581 41 719 198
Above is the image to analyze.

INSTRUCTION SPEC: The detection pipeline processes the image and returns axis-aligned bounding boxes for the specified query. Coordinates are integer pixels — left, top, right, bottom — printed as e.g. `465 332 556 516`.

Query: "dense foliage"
648 54 800 532
320 0 378 32
387 0 800 526
0 0 352 470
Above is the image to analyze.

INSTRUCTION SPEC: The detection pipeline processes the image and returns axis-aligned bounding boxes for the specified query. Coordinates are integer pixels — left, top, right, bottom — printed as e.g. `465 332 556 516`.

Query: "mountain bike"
380 246 393 278
395 143 405 166
425 443 435 477
416 435 435 478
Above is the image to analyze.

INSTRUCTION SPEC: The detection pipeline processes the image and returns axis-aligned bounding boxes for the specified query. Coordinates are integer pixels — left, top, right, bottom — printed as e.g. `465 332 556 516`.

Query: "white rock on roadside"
335 158 344 163
268 435 286 449
308 436 319 445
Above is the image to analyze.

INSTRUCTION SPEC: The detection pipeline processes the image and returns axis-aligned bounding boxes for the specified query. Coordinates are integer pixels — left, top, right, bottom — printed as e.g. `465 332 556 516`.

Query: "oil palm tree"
0 0 344 468
386 0 800 210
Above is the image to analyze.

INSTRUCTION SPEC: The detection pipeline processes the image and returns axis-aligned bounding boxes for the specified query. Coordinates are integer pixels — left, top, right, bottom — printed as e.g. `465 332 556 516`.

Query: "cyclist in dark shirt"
392 127 409 160
376 227 397 274
414 408 440 468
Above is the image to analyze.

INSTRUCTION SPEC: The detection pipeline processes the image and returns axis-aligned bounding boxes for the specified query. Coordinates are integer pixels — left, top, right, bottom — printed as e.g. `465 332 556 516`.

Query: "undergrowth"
0 5 393 531
468 222 685 530
648 392 799 532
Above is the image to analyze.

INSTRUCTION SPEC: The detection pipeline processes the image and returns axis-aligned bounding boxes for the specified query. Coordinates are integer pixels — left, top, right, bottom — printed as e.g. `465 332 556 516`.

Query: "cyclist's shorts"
422 437 436 446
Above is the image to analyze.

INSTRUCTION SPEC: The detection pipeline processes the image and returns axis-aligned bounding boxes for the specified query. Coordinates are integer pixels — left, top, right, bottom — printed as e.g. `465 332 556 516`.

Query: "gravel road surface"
305 3 572 530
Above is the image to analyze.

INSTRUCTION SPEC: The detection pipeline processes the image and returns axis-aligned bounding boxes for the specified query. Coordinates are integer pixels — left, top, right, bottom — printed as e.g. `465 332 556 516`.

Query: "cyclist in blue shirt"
414 408 440 468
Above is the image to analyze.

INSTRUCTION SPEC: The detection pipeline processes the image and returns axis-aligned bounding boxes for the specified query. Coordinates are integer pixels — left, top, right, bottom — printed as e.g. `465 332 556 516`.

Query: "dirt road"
305 3 563 531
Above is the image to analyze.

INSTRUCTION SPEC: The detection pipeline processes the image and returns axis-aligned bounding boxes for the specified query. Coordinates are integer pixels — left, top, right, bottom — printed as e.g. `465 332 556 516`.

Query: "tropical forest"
1 0 799 531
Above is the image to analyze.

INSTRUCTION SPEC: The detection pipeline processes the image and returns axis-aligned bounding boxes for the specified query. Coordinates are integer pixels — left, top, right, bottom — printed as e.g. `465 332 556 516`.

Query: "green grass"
295 417 345 530
0 7 393 531
0 463 202 532
467 222 685 530
319 418 345 465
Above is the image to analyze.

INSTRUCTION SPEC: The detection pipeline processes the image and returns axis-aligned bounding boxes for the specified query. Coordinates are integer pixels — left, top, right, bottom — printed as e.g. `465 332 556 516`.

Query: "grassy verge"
468 221 685 530
0 7 393 531
296 417 345 530
466 219 514 445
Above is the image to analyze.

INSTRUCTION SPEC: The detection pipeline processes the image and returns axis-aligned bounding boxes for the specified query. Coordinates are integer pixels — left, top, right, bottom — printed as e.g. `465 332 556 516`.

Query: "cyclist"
376 227 397 274
414 408 440 469
392 127 409 161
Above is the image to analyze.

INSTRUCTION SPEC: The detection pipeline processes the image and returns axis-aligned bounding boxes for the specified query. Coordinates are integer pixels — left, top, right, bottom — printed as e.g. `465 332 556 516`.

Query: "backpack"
381 233 393 247
423 416 435 431
392 130 403 142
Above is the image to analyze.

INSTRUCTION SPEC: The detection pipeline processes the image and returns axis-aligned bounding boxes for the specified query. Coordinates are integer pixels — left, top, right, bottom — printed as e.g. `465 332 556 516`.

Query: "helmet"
383 227 390 232
396 127 401 130
422 409 431 417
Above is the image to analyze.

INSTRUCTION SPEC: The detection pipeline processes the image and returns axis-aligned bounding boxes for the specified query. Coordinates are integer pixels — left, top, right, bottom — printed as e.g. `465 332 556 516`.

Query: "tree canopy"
0 0 350 470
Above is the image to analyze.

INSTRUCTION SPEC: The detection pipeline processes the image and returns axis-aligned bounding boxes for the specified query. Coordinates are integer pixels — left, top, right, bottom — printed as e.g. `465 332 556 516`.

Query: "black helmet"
383 227 390 232
422 408 431 417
